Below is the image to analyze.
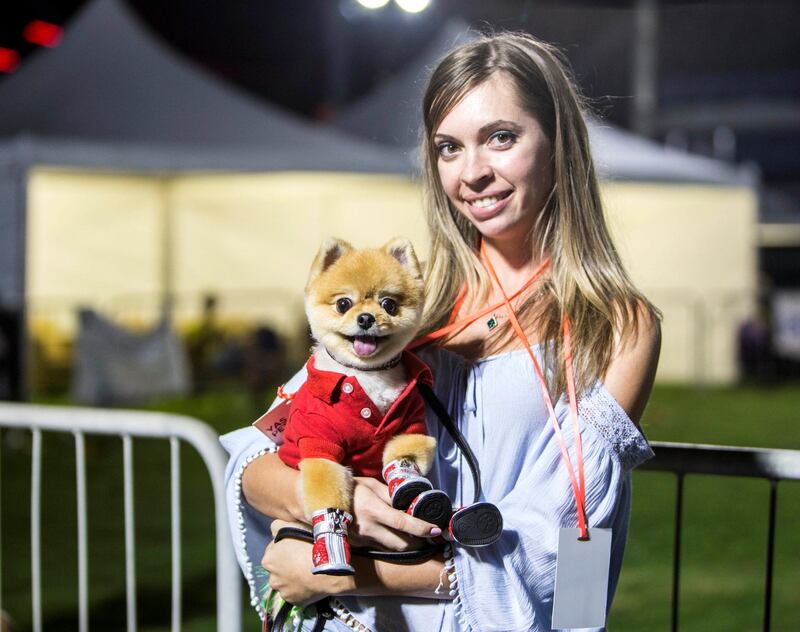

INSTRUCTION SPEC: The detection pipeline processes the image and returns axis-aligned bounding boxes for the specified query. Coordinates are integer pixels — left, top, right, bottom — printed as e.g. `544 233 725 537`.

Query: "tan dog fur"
383 434 437 476
299 458 354 516
298 237 435 520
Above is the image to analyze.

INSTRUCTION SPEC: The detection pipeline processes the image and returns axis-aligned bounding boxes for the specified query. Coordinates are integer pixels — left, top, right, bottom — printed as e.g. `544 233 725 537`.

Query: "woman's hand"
349 476 442 550
263 520 353 607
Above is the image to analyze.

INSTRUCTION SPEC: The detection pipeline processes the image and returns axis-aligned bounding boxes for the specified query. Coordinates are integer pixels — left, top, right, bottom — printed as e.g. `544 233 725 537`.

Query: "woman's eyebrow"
478 119 524 136
434 120 524 142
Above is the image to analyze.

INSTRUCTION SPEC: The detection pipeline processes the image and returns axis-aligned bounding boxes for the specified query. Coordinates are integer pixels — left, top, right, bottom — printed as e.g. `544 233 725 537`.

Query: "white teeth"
471 195 501 208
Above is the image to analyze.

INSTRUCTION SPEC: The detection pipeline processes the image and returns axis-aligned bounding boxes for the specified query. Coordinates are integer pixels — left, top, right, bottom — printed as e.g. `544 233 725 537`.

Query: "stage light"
395 0 430 13
0 48 20 73
23 20 63 48
357 0 390 9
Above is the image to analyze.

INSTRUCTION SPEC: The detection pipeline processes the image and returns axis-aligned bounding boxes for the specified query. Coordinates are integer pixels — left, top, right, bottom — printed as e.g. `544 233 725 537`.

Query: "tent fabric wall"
170 172 428 300
25 169 428 363
27 170 165 315
170 172 427 360
603 182 758 383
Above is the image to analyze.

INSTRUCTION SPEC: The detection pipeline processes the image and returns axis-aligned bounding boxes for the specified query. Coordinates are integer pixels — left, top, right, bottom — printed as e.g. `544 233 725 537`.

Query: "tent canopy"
0 0 410 174
333 20 757 187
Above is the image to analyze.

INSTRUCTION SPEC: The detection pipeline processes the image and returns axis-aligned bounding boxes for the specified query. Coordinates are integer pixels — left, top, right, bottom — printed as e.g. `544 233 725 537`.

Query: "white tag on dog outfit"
252 399 290 445
551 527 611 630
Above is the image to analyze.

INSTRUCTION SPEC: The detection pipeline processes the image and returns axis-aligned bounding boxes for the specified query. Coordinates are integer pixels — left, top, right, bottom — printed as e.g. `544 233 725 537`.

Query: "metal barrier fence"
0 403 242 632
640 441 800 632
3 406 798 632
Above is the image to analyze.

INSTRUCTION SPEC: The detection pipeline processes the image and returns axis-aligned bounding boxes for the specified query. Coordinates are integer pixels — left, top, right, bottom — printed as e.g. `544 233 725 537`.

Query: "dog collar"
325 348 403 372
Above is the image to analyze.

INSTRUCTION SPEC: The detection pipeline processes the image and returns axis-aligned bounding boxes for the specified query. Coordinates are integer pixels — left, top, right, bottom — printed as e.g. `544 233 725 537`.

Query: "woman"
222 31 660 631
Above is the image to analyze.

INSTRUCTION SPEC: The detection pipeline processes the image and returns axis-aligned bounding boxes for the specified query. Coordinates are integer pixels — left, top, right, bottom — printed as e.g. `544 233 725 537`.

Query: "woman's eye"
436 142 458 158
380 298 398 315
489 130 517 147
335 298 352 314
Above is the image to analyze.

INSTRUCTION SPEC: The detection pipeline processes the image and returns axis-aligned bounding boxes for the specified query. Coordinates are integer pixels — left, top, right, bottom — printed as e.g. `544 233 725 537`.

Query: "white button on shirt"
342 382 354 394
360 407 371 419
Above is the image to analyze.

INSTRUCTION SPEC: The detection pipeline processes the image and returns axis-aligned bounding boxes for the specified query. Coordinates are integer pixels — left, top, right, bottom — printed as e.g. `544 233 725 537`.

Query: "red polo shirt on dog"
277 351 433 479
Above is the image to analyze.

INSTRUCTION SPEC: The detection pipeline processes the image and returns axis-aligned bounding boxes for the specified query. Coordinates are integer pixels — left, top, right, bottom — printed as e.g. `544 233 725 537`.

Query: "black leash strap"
416 381 482 504
310 599 335 632
274 525 441 562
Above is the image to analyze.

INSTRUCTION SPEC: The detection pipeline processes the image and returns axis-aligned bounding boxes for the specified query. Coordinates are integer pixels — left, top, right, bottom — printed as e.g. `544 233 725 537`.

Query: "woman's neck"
482 237 545 294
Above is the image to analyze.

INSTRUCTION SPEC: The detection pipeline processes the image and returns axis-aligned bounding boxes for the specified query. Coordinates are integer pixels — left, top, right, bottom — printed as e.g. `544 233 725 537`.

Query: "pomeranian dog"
277 237 452 575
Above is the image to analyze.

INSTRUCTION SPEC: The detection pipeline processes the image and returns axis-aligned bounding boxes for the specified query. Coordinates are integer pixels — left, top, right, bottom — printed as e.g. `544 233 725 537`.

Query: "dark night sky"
2 0 799 178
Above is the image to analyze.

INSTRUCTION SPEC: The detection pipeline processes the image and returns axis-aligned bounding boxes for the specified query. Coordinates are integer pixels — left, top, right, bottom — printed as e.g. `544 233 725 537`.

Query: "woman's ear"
307 237 353 284
383 237 422 280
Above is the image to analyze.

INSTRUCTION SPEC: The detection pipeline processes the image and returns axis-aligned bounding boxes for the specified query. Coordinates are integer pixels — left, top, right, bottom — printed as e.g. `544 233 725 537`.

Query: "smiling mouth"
344 334 389 357
465 191 512 209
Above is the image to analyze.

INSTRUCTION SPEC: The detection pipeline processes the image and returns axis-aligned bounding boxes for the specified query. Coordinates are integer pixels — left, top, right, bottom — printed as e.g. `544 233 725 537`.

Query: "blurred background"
0 1 798 631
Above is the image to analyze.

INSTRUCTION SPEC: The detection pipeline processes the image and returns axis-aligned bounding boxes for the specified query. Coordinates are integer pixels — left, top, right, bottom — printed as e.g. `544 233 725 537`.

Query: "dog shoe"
407 489 453 531
448 502 503 547
383 459 434 510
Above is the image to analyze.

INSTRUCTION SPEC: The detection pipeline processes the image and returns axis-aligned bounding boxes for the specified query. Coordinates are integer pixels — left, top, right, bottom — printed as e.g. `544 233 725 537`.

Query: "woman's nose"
460 150 493 187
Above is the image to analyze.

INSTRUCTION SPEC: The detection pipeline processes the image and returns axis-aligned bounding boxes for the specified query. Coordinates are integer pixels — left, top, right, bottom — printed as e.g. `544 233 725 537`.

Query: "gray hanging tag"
551 527 612 630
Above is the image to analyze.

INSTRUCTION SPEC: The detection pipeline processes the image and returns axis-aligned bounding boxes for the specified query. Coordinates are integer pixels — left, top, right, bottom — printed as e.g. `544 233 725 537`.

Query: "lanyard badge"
418 242 612 629
480 244 611 629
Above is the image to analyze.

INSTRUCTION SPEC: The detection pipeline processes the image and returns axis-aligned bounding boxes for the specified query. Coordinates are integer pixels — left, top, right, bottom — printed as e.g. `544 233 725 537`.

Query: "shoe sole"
392 480 433 510
312 563 355 576
449 502 503 547
409 490 453 531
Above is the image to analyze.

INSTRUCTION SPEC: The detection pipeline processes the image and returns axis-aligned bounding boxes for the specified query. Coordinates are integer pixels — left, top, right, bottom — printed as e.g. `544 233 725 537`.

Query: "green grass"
611 385 800 632
2 384 799 631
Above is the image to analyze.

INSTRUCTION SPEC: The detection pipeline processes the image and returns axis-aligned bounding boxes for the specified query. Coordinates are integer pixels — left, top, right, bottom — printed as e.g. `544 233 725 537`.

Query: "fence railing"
3 407 798 632
0 402 241 632
640 441 800 632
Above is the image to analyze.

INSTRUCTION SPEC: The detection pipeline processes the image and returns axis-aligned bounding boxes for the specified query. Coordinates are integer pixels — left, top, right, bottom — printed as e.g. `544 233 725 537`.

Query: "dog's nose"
357 313 375 330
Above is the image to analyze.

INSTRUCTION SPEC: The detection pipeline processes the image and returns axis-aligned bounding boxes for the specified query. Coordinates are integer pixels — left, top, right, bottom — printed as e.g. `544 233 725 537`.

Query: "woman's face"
434 74 553 249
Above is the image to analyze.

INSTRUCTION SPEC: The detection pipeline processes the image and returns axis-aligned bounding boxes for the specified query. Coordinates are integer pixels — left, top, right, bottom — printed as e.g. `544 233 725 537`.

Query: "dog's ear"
308 237 353 284
383 237 422 280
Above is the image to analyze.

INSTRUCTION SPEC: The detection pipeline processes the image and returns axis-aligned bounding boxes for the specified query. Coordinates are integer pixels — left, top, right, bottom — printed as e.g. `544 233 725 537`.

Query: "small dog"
277 237 451 575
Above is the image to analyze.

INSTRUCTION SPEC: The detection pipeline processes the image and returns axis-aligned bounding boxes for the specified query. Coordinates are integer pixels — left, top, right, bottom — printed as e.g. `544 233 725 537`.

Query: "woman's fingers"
349 524 417 551
270 519 289 538
350 477 442 550
269 518 309 538
354 475 392 504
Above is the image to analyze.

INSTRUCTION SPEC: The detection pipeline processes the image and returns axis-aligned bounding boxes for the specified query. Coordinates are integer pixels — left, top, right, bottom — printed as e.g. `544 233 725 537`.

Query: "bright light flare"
0 48 20 73
23 20 63 47
357 0 390 8
395 0 431 13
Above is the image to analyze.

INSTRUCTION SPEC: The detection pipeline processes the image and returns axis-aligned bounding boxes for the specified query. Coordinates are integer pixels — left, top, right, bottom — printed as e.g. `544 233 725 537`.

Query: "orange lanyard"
409 258 551 349
414 242 588 538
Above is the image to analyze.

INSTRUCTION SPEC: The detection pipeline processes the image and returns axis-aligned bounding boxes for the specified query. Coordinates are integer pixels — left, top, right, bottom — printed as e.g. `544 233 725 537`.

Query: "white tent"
331 21 761 384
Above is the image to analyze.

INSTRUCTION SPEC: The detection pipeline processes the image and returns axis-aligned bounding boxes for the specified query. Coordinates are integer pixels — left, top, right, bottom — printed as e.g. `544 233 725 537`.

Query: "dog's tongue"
354 335 378 357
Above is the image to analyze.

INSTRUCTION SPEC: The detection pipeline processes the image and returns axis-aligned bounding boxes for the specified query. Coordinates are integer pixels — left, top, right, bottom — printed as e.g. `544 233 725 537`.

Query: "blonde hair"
420 31 660 396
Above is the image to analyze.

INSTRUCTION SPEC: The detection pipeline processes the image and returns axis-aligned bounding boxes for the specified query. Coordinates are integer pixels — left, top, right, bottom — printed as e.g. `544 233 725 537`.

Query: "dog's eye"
380 298 398 315
335 298 352 314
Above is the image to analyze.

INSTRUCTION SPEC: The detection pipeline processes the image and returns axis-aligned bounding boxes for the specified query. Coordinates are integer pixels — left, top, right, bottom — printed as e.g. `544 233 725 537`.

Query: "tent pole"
160 176 174 324
632 0 659 138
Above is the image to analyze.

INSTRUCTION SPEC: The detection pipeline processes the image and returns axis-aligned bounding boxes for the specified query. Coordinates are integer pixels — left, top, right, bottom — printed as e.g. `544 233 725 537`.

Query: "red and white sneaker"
383 459 434 510
310 508 354 576
448 502 503 547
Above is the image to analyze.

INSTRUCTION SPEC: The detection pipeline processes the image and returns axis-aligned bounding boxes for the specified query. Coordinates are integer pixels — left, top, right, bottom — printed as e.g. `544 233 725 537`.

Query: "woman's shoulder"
602 301 661 425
